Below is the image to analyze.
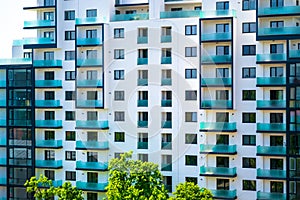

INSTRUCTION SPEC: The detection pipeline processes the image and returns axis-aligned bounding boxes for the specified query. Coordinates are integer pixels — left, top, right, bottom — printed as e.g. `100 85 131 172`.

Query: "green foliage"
171 182 213 200
106 151 169 200
24 175 83 200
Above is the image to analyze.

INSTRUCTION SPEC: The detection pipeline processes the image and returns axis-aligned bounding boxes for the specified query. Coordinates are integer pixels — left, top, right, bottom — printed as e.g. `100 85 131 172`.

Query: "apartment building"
0 0 299 199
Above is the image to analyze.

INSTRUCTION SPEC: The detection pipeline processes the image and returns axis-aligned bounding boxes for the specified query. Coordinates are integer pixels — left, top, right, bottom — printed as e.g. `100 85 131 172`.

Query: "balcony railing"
75 17 102 25
258 5 300 16
20 37 55 46
161 100 172 107
201 78 232 86
256 100 286 109
257 146 286 156
36 140 63 148
0 100 6 107
256 77 286 86
201 55 232 64
76 181 108 192
162 121 172 128
77 38 102 46
137 58 148 65
0 120 6 127
76 161 108 171
35 100 61 108
161 57 172 64
290 50 300 58
36 120 62 128
200 166 237 177
77 59 103 66
33 60 62 67
201 100 232 109
76 141 109 150
138 121 148 128
257 168 286 179
200 144 237 154
36 160 63 169
112 13 149 21
256 53 286 62
211 189 237 199
257 191 286 200
258 27 300 36
257 123 286 133
35 80 62 88
24 20 55 28
137 141 148 149
160 10 201 18
76 80 103 88
200 122 237 132
161 78 172 86
161 35 172 43
161 163 172 171
137 79 148 86
76 120 109 129
0 81 5 88
161 142 172 150
76 100 103 108
137 36 148 44
0 158 6 165
9 120 32 126
137 100 148 107
200 9 236 18
201 32 231 42
0 58 31 65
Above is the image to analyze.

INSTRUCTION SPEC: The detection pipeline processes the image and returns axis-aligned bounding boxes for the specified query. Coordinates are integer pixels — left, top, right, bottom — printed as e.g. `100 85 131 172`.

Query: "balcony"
160 10 201 18
200 9 237 18
0 81 6 88
0 158 6 166
76 120 109 130
137 141 148 149
0 178 6 186
138 121 148 128
161 100 172 107
112 13 149 21
35 80 62 88
201 32 232 42
211 189 237 200
137 36 148 44
258 5 300 16
0 120 6 127
201 55 232 64
0 58 31 65
200 122 237 132
161 78 172 86
137 79 148 86
258 27 300 37
36 160 63 169
76 80 103 88
23 0 55 9
76 100 103 108
137 58 148 65
33 60 62 68
162 121 172 128
257 123 286 133
162 142 172 150
36 120 62 128
257 191 286 200
200 166 237 177
77 38 102 46
77 59 103 67
0 100 6 107
35 140 63 149
137 100 148 107
75 17 103 25
76 181 108 192
35 100 61 108
290 50 300 58
0 138 6 146
257 100 286 110
161 57 172 64
257 146 286 156
201 100 232 109
161 35 172 43
76 161 108 171
76 141 109 150
256 77 286 86
257 168 286 180
21 37 55 46
201 78 232 87
161 163 172 171
9 120 31 126
200 144 237 155
24 20 55 29
256 53 286 63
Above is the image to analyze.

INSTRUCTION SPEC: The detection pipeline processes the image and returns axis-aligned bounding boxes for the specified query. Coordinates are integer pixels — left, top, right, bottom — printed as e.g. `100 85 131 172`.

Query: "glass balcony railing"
257 123 286 132
256 100 286 109
201 100 232 109
0 178 6 185
0 100 6 107
211 190 237 199
77 59 103 66
0 120 6 127
290 100 300 109
161 57 172 64
76 181 108 191
9 120 32 126
161 100 172 107
161 142 172 150
112 13 149 21
290 50 300 58
35 100 61 108
137 141 148 149
77 100 103 108
257 146 286 156
201 78 232 86
200 9 237 18
137 36 148 44
201 55 232 64
77 38 102 46
21 37 55 46
0 138 6 146
137 58 148 65
138 121 148 128
0 58 31 65
256 77 286 86
0 81 6 88
201 32 231 42
257 191 286 200
76 161 108 171
76 80 103 87
0 158 6 165
161 163 172 171
76 120 109 129
35 80 62 88
160 10 201 18
35 120 62 128
161 35 172 43
258 6 300 16
257 169 286 179
76 141 109 150
161 78 172 86
75 17 102 25
162 121 172 128
137 100 148 107
258 27 300 36
36 140 63 148
200 144 237 154
24 20 55 28
33 60 62 67
200 166 237 177
36 160 63 169
200 122 237 132
137 79 148 86
256 53 286 62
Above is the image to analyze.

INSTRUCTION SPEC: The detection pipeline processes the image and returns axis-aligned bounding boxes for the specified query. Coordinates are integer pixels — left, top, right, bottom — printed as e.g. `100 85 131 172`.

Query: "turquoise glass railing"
160 10 201 18
77 59 103 66
75 17 102 25
35 80 62 88
201 78 232 86
36 160 63 168
257 191 286 200
200 144 237 154
137 36 148 44
33 60 62 67
77 38 102 46
258 6 300 16
76 80 103 87
201 32 231 41
76 120 109 129
36 140 63 148
290 50 300 58
211 190 237 199
161 57 172 64
24 20 55 28
137 142 148 149
257 168 286 179
161 78 172 86
200 122 236 131
76 181 108 191
256 77 286 86
162 142 172 149
76 161 108 171
161 35 172 43
161 100 172 107
76 141 109 150
257 123 286 132
138 121 148 128
258 27 300 36
77 100 103 108
112 13 149 21
256 100 286 109
0 58 31 65
162 121 172 128
35 120 62 128
137 58 148 65
200 9 236 18
257 146 286 156
257 53 286 62
137 79 148 86
200 166 237 177
137 100 148 107
201 55 232 64
35 100 61 107
161 163 172 171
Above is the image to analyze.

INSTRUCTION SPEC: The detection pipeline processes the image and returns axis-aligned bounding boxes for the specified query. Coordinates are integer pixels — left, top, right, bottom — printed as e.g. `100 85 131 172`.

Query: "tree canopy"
171 182 213 200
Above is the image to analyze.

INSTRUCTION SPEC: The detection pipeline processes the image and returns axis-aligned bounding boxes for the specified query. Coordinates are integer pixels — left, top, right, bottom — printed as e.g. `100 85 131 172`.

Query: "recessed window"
185 112 197 122
114 49 124 59
45 91 54 100
65 31 75 40
64 10 75 20
242 113 256 123
185 155 197 166
242 0 256 10
114 70 124 80
185 47 197 57
66 131 75 141
242 67 256 78
114 91 124 101
65 71 75 80
185 25 197 35
86 9 97 17
243 180 256 191
114 28 124 38
185 177 198 184
114 111 125 121
243 22 256 33
242 45 256 55
216 1 229 10
185 69 197 79
65 111 75 121
185 90 197 100
242 90 256 100
242 135 256 146
65 91 75 101
242 157 256 168
114 132 125 142
65 171 76 181
65 151 76 161
185 134 197 144
138 154 148 162
65 51 75 60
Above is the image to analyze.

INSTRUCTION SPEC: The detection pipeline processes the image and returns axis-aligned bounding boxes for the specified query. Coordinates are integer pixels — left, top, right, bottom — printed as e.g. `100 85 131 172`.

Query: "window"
86 9 97 17
216 90 229 100
161 133 172 149
243 22 256 33
114 28 124 38
242 157 256 168
242 0 256 10
242 113 256 123
216 135 229 145
44 31 54 39
185 112 197 122
114 49 124 59
114 91 124 101
185 90 197 100
87 132 97 141
86 30 97 38
171 7 182 11
114 70 124 80
45 91 55 100
216 23 229 33
65 71 75 80
45 150 55 160
45 71 54 80
242 90 256 100
138 49 148 59
45 170 55 180
138 154 148 162
44 52 54 60
216 46 229 55
87 50 97 59
216 112 229 122
65 91 75 100
185 134 197 144
65 10 75 20
217 179 229 190
270 21 284 28
216 157 229 167
65 51 75 60
114 132 125 142
114 153 123 159
186 177 197 184
138 133 148 149
87 91 97 100
270 90 283 100
185 69 197 79
44 12 54 21
87 152 98 162
65 171 76 181
87 111 98 121
242 135 256 146
271 181 284 193
185 47 197 57
216 1 229 10
87 172 98 183
24 52 32 59
65 111 75 121
65 151 76 161
216 68 229 78
163 176 172 192
185 155 197 166
45 131 55 140
243 45 256 55
66 131 75 141
271 0 284 8
161 155 172 171
270 67 284 77
271 158 283 169
161 26 172 41
114 111 125 121
270 113 283 123
87 193 98 200
45 111 55 120
243 180 256 191
271 136 283 146
65 31 75 40
242 67 256 78
185 25 197 35
270 44 284 54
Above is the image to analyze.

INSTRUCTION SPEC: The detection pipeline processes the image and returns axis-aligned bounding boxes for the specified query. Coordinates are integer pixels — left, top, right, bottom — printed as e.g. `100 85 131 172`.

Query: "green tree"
171 182 213 200
24 175 83 200
106 151 169 200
